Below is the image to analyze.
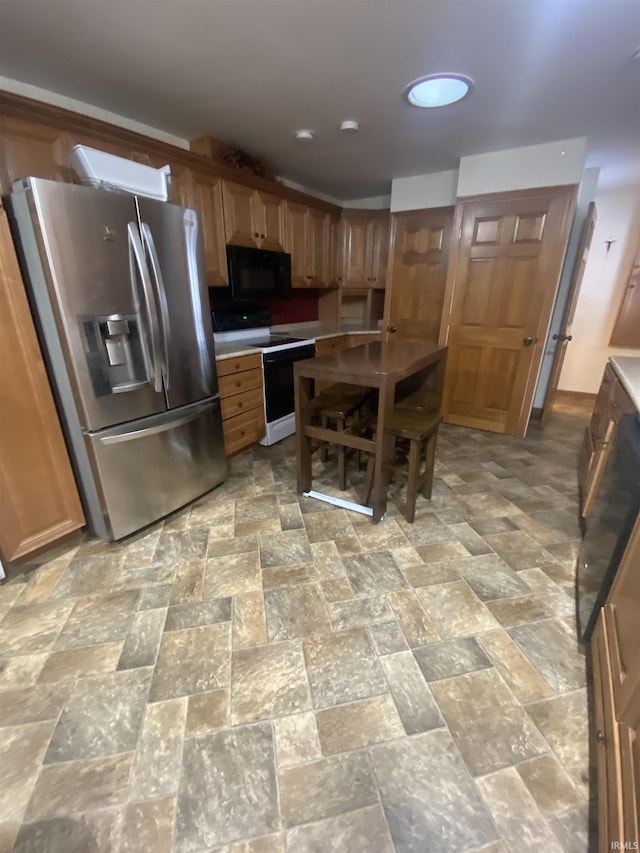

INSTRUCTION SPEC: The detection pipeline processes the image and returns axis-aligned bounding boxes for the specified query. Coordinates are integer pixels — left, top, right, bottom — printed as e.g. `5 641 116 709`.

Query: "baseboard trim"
553 389 598 403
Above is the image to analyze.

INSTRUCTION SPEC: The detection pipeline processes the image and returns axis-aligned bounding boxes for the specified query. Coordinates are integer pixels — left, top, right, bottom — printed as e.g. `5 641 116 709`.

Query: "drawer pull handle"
236 382 241 388
238 402 243 408
240 430 245 436
596 729 607 744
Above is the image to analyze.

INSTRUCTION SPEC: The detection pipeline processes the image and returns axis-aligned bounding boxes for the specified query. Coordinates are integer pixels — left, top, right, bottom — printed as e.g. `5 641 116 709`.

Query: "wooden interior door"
384 207 454 343
440 186 576 436
540 201 597 426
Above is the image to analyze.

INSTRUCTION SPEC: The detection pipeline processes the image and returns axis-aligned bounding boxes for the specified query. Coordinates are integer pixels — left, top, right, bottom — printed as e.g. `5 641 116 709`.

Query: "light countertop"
610 356 640 411
214 322 381 360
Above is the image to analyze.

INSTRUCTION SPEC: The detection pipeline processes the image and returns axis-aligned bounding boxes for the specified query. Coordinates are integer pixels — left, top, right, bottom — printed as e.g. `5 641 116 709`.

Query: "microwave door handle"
128 223 163 393
141 223 171 391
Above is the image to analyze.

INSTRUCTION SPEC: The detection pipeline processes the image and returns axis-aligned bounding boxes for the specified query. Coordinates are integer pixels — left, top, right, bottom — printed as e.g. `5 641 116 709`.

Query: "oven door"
263 344 316 424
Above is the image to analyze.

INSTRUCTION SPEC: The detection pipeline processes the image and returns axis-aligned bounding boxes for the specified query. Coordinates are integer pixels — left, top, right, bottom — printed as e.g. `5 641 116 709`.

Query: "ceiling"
0 0 639 200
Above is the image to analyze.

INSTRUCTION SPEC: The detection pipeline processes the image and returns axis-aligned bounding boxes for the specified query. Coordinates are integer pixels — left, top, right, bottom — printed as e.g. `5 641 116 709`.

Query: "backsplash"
209 290 319 325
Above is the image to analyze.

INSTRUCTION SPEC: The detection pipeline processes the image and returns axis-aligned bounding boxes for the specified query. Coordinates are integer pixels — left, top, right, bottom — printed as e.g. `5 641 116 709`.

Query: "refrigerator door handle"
141 223 171 391
128 223 163 393
100 400 214 444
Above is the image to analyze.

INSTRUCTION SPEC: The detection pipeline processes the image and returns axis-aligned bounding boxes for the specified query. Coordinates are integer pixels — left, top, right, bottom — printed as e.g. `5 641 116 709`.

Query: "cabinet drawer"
223 406 265 457
220 386 263 421
315 335 350 356
612 379 635 422
218 369 262 398
350 333 380 347
216 353 262 377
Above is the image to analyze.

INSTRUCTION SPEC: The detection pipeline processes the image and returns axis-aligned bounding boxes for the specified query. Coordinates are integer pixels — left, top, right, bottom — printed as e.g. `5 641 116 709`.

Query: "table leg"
371 376 395 523
295 373 313 494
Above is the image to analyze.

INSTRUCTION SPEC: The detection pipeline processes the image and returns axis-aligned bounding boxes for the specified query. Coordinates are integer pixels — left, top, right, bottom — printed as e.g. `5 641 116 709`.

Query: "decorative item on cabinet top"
191 135 276 179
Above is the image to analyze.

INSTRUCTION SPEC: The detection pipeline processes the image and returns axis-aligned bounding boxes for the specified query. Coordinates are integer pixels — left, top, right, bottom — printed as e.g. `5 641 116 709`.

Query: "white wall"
559 179 640 393
390 170 458 212
457 138 587 196
342 194 391 209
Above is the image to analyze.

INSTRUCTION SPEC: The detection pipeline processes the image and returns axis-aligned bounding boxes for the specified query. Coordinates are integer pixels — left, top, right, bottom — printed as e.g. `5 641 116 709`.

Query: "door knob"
387 325 397 333
523 336 537 346
552 334 573 342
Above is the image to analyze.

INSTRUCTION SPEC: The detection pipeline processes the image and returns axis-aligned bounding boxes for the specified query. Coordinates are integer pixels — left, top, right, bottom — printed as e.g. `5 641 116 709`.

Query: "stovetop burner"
246 335 308 348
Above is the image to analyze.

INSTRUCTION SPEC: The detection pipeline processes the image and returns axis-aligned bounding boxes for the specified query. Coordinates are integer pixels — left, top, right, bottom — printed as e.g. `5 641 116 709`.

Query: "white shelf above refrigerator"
69 144 171 201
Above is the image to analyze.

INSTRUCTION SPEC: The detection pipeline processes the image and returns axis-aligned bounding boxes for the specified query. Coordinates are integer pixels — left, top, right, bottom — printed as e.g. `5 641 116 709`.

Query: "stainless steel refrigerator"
6 177 227 541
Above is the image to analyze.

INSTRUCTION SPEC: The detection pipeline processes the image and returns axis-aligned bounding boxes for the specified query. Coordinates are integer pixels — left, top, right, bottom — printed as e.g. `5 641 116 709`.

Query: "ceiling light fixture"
294 129 314 141
405 73 474 108
340 120 360 133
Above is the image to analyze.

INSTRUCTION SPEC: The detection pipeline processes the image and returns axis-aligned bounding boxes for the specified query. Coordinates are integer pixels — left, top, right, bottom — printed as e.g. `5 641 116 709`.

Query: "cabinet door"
286 201 312 288
309 208 331 287
0 116 75 193
592 616 625 852
257 191 286 252
222 181 260 247
170 163 195 208
341 216 374 287
370 217 390 287
191 172 229 287
175 168 228 287
0 207 85 561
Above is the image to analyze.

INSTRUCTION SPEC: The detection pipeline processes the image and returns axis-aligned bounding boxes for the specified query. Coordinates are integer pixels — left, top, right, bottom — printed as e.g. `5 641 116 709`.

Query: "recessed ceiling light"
340 120 360 133
405 74 474 108
294 129 314 141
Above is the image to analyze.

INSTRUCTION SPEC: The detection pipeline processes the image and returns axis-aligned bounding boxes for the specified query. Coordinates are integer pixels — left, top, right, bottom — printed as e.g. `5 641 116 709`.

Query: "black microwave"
226 245 291 301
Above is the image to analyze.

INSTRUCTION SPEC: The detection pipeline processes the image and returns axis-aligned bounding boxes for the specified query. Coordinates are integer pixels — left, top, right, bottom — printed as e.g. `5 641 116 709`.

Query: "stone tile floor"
0 405 597 852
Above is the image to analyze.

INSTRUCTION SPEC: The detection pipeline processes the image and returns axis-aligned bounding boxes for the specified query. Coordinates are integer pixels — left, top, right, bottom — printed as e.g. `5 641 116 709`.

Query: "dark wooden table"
294 340 448 523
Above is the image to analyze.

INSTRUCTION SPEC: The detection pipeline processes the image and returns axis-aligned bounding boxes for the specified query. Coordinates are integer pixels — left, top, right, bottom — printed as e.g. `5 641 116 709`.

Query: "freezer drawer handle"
128 223 163 393
141 223 171 391
112 379 152 394
100 404 213 445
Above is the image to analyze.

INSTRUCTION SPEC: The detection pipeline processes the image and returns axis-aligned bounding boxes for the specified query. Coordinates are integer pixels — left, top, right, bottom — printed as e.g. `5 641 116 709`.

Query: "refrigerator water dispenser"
83 313 150 395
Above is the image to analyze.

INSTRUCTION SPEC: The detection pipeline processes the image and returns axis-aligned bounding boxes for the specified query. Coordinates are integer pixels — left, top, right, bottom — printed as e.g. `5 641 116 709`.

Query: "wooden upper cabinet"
308 208 333 287
0 206 85 561
0 115 76 193
339 211 390 288
370 217 390 286
284 201 335 289
222 180 258 247
610 233 640 348
172 166 228 287
256 191 286 252
221 181 286 251
286 200 311 287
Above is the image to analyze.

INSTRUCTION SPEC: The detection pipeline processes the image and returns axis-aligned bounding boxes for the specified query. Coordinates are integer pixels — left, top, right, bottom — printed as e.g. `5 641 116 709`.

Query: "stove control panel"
212 307 271 333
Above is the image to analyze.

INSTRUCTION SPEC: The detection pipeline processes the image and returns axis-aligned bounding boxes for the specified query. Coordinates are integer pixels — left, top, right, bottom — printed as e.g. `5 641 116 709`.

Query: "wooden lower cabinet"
217 353 265 456
592 514 640 851
314 334 350 357
0 207 85 562
349 332 380 347
314 334 354 393
579 364 636 517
